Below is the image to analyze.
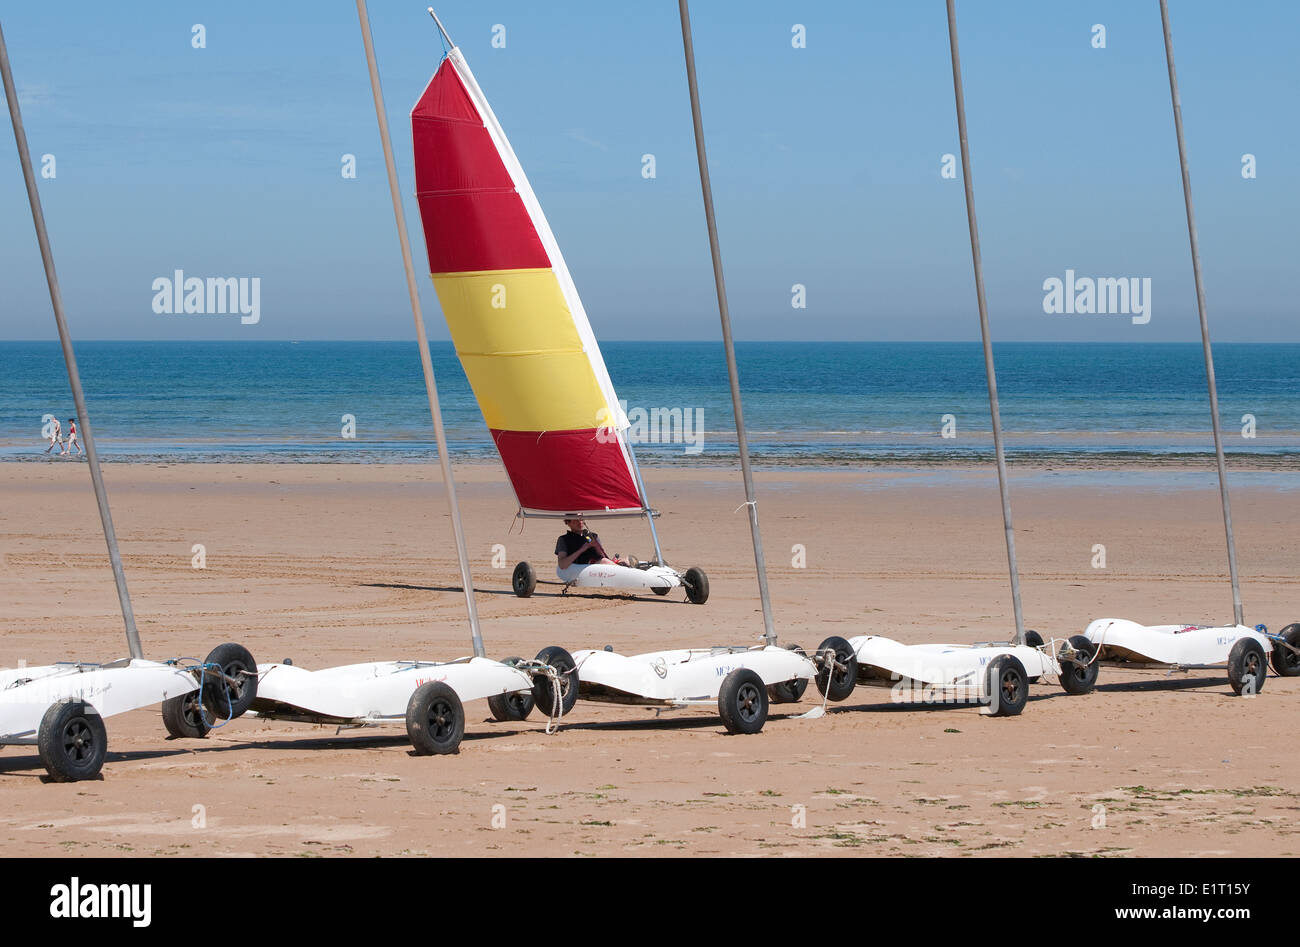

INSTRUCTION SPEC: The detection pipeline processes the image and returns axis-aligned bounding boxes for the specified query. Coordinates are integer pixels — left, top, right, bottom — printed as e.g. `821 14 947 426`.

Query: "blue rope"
163 657 240 729
186 661 235 731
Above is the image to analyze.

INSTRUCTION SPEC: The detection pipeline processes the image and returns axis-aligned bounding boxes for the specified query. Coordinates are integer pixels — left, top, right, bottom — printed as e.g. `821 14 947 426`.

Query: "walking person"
64 418 83 457
43 415 62 454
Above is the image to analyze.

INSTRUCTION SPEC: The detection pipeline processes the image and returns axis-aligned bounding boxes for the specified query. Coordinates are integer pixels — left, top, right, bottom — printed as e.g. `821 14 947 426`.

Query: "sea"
3 341 1299 470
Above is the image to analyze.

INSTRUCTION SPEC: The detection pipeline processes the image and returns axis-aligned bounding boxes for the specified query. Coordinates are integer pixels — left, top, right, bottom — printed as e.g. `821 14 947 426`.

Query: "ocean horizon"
4 340 1299 467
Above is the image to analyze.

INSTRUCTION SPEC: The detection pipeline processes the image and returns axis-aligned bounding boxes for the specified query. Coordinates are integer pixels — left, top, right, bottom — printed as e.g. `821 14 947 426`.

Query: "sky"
0 0 1296 342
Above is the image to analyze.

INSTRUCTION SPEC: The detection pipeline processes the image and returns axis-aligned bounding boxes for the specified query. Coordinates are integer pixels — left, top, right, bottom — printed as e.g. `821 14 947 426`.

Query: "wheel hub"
1001 671 1019 701
429 701 453 738
64 721 91 760
738 684 759 720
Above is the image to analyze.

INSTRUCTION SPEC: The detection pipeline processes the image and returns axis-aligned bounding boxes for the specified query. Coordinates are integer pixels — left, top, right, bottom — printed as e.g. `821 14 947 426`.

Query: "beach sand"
1 460 1297 857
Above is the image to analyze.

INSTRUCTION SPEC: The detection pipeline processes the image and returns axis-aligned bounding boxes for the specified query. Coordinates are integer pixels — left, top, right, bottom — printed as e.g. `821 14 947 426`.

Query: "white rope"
518 658 565 735
544 664 562 735
1039 636 1068 685
733 500 756 515
813 645 837 714
1033 633 1101 687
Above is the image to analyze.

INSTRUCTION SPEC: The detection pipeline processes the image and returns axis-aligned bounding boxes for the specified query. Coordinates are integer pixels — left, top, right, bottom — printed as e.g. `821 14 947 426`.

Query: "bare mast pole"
1159 0 1243 626
356 1 485 657
945 0 1026 644
678 0 776 646
2 20 144 659
626 445 666 565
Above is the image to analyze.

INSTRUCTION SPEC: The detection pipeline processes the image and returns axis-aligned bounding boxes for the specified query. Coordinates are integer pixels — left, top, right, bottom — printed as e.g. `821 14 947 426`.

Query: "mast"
678 0 776 646
1158 0 1243 626
2 20 144 660
945 0 1026 644
426 7 453 48
626 445 666 564
356 1 485 657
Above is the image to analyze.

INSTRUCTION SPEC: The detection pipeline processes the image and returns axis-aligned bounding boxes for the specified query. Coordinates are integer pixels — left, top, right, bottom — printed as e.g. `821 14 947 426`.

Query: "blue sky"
1 1 1296 342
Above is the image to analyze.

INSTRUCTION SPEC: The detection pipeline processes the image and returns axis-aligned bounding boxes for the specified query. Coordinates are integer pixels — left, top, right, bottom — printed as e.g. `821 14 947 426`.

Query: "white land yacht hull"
512 560 710 605
567 643 839 734
0 648 254 782
1081 618 1297 695
835 632 1096 716
246 650 579 754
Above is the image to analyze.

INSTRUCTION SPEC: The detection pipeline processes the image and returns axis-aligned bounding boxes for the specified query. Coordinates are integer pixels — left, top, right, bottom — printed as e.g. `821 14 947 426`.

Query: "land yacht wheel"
200 643 258 720
769 644 809 703
1228 638 1267 696
487 658 535 722
1270 623 1300 677
985 655 1029 717
406 682 465 755
682 567 709 605
1058 635 1099 696
531 646 579 717
512 561 536 598
38 700 107 782
719 668 768 735
814 636 858 702
162 691 211 739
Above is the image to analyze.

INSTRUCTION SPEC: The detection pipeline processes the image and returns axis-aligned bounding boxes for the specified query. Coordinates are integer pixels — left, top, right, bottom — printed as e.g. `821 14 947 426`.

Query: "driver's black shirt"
556 530 600 565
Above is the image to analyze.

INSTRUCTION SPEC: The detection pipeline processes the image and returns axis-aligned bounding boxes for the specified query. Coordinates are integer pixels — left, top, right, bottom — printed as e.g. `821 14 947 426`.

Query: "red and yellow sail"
412 47 641 516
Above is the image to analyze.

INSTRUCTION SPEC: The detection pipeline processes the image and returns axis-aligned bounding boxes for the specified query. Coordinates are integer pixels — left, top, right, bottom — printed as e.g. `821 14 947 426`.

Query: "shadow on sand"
362 581 677 604
0 719 560 778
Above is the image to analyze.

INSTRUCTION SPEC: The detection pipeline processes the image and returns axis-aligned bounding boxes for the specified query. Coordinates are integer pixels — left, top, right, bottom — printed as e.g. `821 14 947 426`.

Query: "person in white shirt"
44 416 62 454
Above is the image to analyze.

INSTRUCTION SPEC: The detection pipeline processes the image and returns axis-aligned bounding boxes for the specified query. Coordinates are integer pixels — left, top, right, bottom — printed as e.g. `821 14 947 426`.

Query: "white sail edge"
442 48 636 450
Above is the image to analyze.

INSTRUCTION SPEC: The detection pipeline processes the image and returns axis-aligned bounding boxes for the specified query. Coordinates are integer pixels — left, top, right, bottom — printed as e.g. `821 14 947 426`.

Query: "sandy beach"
1 460 1297 857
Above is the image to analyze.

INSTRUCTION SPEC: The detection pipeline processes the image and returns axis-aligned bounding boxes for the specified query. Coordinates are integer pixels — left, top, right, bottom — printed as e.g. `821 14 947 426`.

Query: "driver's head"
564 516 585 532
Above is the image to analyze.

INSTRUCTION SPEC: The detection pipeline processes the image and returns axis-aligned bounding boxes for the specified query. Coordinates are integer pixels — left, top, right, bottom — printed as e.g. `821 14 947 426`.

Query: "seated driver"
555 516 631 569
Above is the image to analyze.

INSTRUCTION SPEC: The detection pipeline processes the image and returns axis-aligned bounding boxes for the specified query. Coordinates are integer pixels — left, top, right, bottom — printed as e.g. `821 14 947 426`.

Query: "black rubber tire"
406 682 465 755
682 567 709 605
1228 637 1267 696
531 646 579 717
1058 635 1099 696
651 585 670 596
512 561 536 598
1270 623 1300 676
814 635 858 702
38 700 107 782
200 642 258 720
486 658 535 722
985 655 1029 717
162 691 211 739
768 644 809 703
718 668 768 735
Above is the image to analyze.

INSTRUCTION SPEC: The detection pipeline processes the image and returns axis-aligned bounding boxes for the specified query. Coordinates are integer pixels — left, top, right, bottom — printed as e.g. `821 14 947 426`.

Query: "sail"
411 47 642 517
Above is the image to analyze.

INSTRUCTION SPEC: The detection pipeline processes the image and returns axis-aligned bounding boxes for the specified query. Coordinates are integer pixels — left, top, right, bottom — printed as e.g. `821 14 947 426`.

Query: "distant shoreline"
7 341 1299 472
2 454 1296 473
6 339 1300 345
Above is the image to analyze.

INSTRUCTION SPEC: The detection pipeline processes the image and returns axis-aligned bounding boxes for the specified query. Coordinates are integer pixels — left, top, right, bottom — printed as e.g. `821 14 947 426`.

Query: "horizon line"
4 338 1298 345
